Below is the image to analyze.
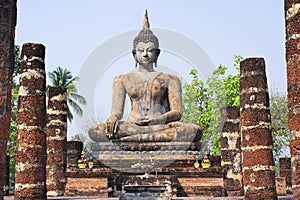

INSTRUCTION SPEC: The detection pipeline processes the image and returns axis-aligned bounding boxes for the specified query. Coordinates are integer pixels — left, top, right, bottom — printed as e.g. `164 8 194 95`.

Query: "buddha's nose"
143 51 148 57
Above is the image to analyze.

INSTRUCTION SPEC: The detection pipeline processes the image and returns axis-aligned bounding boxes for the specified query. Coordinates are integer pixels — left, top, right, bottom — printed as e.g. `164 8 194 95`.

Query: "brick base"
64 177 107 197
178 177 225 197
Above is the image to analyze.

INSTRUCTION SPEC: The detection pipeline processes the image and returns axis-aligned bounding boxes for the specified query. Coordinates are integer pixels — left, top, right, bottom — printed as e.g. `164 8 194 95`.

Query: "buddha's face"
135 42 157 65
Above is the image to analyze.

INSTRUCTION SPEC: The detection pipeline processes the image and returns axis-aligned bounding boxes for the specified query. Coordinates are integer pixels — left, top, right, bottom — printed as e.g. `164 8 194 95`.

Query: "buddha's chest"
123 74 168 100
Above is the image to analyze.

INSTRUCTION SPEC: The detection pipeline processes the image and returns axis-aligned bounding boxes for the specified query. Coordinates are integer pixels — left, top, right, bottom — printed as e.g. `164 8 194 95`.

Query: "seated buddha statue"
89 11 202 143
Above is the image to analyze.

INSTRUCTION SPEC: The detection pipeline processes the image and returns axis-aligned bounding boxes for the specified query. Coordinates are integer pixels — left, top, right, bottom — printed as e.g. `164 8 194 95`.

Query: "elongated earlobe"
154 49 160 67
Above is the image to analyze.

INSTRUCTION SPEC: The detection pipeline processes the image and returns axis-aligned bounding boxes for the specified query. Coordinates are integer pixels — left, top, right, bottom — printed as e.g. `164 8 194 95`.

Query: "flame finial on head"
143 9 150 29
133 9 159 50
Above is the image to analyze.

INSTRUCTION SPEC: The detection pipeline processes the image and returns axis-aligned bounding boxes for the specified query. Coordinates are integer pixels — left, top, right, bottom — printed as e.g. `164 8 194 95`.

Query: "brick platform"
64 159 226 198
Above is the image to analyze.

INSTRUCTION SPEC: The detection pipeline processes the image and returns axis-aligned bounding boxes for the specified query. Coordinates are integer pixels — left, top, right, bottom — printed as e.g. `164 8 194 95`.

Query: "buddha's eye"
137 48 144 53
147 48 154 53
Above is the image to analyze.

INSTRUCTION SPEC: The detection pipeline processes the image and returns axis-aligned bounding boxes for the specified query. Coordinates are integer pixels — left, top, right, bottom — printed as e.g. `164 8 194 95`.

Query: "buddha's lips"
142 58 150 62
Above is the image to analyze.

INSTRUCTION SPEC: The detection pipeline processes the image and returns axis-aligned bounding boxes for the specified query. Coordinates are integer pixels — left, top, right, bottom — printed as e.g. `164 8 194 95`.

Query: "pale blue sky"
15 1 286 137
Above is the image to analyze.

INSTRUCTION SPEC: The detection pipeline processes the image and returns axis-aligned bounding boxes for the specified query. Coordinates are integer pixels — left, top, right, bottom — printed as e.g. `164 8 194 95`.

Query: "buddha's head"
132 10 160 67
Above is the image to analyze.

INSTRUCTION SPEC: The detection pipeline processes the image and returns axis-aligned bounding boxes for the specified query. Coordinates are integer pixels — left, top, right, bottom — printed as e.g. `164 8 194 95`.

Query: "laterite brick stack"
284 0 300 199
240 58 277 199
279 157 292 194
46 86 67 197
220 106 243 196
15 43 47 199
67 141 83 167
4 156 9 196
0 1 17 199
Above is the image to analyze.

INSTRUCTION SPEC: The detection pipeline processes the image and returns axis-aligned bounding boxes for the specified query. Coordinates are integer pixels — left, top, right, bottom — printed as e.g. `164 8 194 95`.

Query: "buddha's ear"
155 49 160 58
132 50 137 60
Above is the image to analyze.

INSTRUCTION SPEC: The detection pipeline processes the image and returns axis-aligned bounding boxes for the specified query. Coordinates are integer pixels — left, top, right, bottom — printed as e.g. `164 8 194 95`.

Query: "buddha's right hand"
106 116 118 138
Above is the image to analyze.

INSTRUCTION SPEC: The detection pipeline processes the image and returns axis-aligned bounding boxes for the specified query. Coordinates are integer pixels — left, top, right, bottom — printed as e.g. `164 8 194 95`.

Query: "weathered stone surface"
285 1 300 198
242 149 275 167
0 1 17 199
240 58 277 200
119 175 177 199
4 156 9 196
65 158 226 198
178 177 225 197
67 141 83 167
89 11 202 146
64 177 108 197
220 106 243 196
240 109 270 126
15 43 47 200
287 63 300 84
241 128 273 147
276 177 287 196
46 86 67 197
280 157 292 194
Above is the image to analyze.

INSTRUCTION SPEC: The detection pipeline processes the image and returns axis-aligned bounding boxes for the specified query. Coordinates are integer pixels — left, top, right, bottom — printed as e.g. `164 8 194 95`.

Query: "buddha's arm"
106 75 126 136
110 75 126 120
164 75 182 122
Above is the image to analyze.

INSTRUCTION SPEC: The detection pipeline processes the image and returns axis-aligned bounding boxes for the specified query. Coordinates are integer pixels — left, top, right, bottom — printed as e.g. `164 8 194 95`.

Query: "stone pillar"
240 58 277 200
15 43 47 199
46 86 67 197
220 106 243 196
280 157 292 194
67 141 83 167
0 1 17 199
284 1 300 199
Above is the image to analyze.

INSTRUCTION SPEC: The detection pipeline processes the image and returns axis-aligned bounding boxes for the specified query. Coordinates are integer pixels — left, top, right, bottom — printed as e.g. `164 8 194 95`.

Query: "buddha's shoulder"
112 73 137 83
158 72 180 81
113 72 180 81
113 72 138 80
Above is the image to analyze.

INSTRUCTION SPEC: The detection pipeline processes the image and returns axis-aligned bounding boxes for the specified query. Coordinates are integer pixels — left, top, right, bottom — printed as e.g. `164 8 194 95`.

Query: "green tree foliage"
7 45 21 190
182 55 289 164
269 88 289 163
182 55 243 154
48 66 87 122
13 45 21 77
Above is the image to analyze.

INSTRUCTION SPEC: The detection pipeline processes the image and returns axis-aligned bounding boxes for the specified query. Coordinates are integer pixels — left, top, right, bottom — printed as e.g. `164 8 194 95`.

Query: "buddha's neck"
138 64 155 73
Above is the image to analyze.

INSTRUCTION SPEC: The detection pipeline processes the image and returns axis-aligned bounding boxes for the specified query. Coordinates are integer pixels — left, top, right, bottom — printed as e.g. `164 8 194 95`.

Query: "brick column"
4 156 9 196
15 43 47 199
220 106 243 196
67 141 83 167
280 157 292 194
46 86 67 197
240 58 277 199
0 1 17 199
284 1 300 199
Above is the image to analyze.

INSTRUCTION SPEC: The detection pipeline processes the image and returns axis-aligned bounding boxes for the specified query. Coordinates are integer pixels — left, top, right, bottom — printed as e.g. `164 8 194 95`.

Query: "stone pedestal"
64 156 226 198
90 141 201 173
120 175 177 200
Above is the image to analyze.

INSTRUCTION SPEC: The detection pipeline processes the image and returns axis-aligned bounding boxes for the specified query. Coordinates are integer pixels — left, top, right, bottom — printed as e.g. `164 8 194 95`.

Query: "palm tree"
48 66 86 122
